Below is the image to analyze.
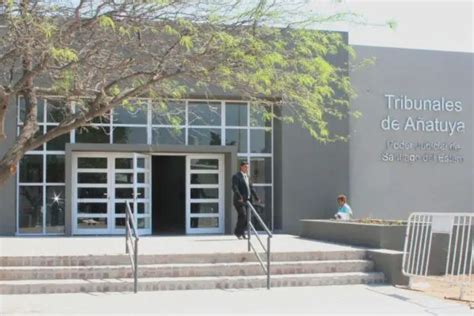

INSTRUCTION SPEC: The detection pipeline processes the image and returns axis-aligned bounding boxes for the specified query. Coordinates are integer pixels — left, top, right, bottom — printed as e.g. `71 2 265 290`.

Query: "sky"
42 0 474 53
309 0 473 53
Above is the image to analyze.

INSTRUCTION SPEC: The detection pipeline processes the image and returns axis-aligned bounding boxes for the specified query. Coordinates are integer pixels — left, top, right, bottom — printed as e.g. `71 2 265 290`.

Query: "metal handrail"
246 200 273 289
125 200 139 293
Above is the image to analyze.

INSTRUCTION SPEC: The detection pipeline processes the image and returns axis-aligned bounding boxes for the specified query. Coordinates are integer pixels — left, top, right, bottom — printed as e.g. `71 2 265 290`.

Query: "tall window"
17 98 274 234
17 98 69 234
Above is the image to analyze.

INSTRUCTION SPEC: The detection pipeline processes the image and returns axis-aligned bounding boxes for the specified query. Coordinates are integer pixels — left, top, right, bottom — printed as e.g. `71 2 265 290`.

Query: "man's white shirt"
241 171 250 198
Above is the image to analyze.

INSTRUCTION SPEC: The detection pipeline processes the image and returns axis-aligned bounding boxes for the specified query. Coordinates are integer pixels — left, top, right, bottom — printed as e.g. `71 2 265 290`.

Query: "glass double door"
72 152 224 235
72 152 151 235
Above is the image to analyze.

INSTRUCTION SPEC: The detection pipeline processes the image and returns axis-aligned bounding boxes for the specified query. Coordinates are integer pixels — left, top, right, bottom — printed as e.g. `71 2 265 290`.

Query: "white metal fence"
402 212 473 300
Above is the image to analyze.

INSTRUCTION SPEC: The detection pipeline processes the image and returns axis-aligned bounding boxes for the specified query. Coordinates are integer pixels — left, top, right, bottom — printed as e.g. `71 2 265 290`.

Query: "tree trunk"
0 88 10 142
0 153 20 186
0 163 16 187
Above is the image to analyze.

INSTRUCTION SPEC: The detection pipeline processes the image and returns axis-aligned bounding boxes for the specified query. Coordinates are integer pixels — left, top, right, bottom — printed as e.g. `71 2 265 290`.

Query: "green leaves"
98 15 116 30
179 36 193 50
50 47 78 63
109 86 121 97
39 21 56 39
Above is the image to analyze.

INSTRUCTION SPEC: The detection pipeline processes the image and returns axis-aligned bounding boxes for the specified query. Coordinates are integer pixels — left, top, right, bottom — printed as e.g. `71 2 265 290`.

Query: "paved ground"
0 234 362 256
1 284 471 315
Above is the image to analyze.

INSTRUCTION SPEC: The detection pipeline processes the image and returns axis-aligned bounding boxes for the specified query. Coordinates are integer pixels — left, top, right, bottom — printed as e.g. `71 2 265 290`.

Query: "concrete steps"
0 250 367 266
0 260 374 280
0 272 385 294
0 250 385 294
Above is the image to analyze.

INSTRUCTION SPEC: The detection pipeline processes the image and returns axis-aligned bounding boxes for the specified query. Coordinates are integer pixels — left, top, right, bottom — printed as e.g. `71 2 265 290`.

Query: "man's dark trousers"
232 171 258 238
234 200 247 237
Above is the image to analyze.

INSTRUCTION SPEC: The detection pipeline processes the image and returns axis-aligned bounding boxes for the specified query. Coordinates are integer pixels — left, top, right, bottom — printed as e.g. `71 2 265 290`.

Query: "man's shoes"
234 233 242 240
242 234 248 239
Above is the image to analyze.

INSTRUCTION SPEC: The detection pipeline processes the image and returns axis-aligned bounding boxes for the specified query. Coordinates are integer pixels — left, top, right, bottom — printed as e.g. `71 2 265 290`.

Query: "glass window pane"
250 104 272 127
191 203 219 214
115 202 144 214
115 202 133 214
225 129 247 153
46 186 65 233
188 101 221 126
152 127 185 145
137 203 147 214
20 155 43 183
137 173 145 183
78 188 107 199
78 173 107 184
77 217 107 229
252 186 272 230
116 188 133 199
46 99 68 123
136 158 145 168
191 188 218 199
114 103 147 125
137 187 146 198
250 157 272 184
115 173 133 184
115 158 132 169
250 130 271 153
18 186 43 234
226 103 247 126
190 159 218 170
78 203 108 214
188 128 221 146
19 98 44 123
115 218 126 229
46 155 65 183
137 217 150 229
75 126 110 143
78 157 107 169
151 100 185 125
113 127 147 144
190 217 218 228
46 126 69 151
191 174 218 184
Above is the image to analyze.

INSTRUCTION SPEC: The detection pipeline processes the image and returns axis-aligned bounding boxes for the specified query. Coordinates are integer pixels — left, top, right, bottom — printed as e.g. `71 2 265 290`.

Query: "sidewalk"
1 284 471 315
0 234 361 256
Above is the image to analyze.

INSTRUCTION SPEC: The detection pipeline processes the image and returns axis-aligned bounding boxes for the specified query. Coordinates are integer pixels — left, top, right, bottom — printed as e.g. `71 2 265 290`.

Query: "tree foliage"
0 0 363 185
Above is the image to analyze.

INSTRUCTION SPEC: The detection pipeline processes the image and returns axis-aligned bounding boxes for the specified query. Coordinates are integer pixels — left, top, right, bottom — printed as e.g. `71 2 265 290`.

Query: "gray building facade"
0 43 472 236
349 46 473 221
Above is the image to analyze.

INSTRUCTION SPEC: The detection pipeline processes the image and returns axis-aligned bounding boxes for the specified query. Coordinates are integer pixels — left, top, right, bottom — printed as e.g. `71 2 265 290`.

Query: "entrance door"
72 152 152 235
186 155 225 234
152 156 186 234
73 153 110 234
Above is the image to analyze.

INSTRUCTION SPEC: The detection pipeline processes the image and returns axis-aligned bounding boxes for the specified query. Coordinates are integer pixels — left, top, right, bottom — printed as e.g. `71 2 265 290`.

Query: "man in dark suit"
232 161 259 239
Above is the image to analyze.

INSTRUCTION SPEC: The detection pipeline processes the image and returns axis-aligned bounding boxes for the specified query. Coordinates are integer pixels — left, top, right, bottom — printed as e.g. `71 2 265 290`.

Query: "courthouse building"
0 36 472 236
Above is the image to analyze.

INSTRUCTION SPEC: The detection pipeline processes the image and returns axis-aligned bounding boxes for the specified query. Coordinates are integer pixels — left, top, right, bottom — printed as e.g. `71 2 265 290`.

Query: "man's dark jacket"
232 172 258 204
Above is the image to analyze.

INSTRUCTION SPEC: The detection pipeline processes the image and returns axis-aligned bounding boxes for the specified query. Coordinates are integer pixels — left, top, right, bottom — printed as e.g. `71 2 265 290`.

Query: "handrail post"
246 200 272 290
124 200 139 293
247 203 251 251
134 237 138 293
125 209 129 254
267 236 271 289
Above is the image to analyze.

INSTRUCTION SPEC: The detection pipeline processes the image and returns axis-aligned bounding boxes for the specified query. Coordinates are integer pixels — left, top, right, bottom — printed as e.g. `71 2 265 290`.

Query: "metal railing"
125 200 140 293
246 201 273 289
402 212 473 301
